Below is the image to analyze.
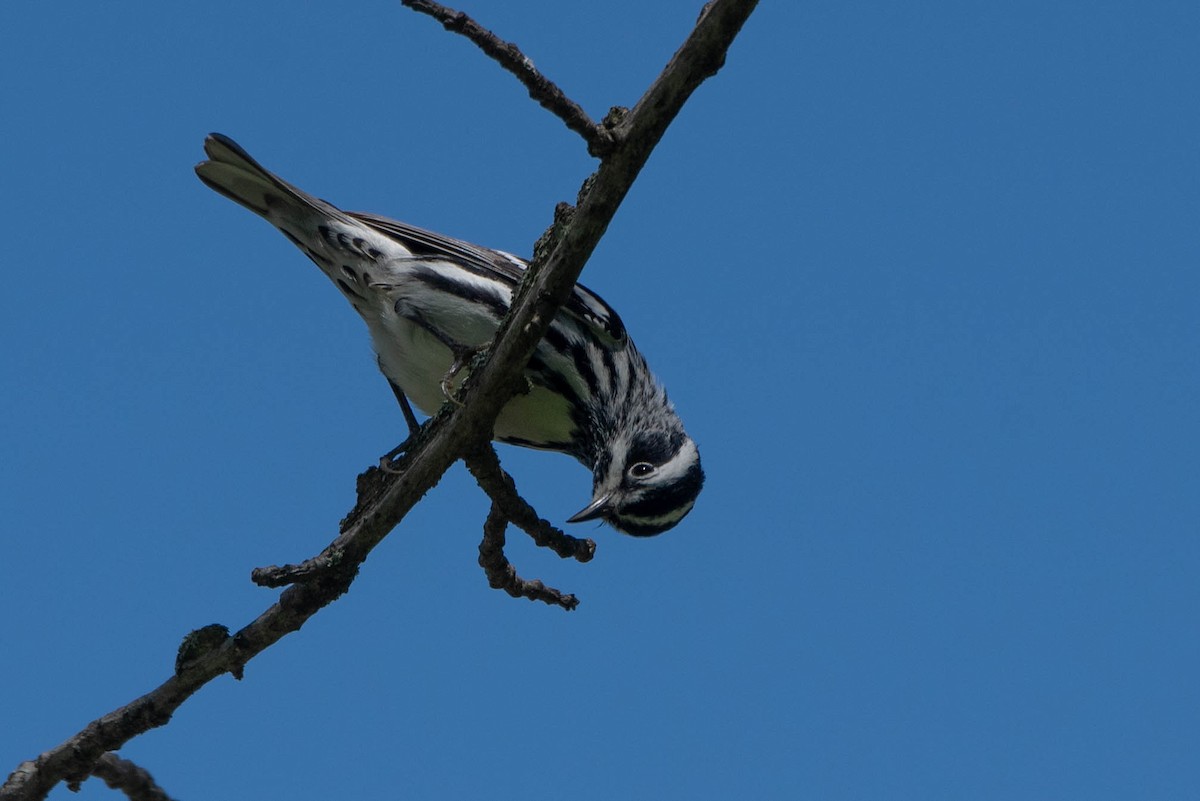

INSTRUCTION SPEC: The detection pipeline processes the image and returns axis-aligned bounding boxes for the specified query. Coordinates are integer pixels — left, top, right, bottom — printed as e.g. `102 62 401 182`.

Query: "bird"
194 133 703 535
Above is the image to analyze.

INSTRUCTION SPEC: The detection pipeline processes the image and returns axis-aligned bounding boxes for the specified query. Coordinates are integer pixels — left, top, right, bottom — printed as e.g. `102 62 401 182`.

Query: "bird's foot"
440 344 485 406
379 436 414 473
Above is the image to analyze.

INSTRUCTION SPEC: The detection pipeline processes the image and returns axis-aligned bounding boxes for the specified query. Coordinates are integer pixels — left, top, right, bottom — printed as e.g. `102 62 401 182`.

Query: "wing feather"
347 211 628 347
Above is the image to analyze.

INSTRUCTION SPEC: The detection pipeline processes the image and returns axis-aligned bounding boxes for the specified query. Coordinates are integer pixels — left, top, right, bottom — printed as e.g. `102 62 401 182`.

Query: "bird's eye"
628 462 656 479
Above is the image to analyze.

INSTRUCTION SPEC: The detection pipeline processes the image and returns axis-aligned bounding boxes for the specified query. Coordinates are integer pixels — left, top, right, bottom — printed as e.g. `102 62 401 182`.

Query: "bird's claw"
440 345 484 406
379 436 414 473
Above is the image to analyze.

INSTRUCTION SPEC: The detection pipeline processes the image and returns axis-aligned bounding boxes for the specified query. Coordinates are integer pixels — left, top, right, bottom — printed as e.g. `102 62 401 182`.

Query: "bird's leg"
380 377 422 472
391 379 422 436
394 303 484 406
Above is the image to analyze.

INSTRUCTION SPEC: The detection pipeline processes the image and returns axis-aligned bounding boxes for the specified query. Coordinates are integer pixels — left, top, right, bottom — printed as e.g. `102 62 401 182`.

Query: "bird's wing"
347 211 628 348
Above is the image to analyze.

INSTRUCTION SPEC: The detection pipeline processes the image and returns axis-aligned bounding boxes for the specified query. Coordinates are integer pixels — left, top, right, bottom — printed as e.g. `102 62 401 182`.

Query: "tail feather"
194 132 345 226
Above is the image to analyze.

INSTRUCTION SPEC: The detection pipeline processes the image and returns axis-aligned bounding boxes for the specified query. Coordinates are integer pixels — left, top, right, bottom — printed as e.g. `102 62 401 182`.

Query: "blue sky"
2 1 1198 799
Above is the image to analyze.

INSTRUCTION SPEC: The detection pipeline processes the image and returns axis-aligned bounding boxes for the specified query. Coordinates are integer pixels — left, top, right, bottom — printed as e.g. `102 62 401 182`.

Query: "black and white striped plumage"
195 134 703 536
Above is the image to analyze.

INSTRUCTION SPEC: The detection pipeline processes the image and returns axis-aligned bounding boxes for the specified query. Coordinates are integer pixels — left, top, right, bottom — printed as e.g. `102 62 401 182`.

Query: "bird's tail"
194 133 350 230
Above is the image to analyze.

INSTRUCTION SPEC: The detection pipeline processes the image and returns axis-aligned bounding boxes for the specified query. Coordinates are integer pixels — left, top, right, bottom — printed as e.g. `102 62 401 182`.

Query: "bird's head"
568 429 704 536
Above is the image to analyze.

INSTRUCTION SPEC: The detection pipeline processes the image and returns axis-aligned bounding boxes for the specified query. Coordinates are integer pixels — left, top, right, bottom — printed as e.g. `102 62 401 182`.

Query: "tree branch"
464 444 594 605
1 2 757 798
83 754 175 801
465 444 595 562
479 504 580 610
400 0 613 156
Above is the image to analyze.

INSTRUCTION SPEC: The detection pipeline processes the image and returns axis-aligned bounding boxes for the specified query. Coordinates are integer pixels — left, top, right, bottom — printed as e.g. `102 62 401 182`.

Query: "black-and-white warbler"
195 134 703 535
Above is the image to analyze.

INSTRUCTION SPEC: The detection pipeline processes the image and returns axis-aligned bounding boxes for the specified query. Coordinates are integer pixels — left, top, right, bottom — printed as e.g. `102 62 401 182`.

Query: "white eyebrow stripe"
654 438 699 483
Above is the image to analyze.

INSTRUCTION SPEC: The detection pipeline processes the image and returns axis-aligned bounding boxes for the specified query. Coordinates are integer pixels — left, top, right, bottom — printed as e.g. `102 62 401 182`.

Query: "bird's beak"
567 492 613 524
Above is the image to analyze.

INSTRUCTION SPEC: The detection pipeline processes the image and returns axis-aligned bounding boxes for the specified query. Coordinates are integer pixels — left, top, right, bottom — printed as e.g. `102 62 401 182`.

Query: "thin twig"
400 0 613 156
479 505 580 610
83 754 175 801
465 445 596 562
